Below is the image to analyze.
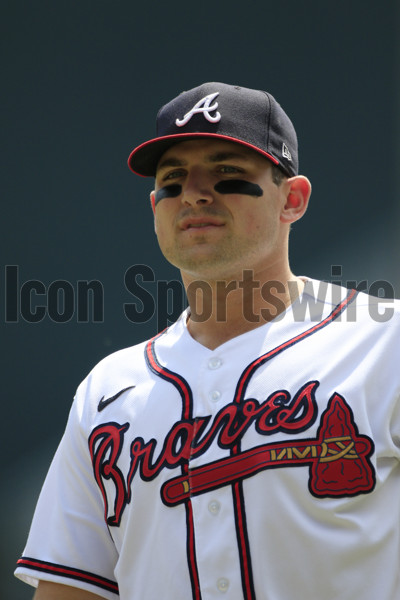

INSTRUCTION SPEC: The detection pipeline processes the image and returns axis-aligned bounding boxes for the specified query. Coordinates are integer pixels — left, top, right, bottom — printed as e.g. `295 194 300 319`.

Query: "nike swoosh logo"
97 386 136 412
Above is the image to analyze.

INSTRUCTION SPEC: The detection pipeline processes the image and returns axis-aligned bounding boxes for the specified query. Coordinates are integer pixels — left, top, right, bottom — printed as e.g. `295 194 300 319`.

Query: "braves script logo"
175 92 221 127
89 381 375 526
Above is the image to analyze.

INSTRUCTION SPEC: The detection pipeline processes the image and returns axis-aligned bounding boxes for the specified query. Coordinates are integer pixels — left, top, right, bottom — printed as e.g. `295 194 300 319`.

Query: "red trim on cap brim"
128 132 280 177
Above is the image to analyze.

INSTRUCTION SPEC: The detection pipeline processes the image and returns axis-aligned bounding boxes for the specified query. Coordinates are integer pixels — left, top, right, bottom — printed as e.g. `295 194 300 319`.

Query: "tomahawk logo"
176 92 221 127
162 393 376 506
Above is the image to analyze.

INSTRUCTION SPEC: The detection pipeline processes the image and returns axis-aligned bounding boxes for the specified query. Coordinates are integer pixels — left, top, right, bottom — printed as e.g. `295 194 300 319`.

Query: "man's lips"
179 216 225 231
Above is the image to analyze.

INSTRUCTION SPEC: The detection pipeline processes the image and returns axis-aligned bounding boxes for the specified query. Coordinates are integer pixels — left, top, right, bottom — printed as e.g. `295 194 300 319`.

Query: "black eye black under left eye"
214 180 263 197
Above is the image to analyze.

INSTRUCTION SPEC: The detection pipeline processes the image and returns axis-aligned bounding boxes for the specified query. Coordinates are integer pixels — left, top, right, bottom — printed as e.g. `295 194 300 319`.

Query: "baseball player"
15 83 400 600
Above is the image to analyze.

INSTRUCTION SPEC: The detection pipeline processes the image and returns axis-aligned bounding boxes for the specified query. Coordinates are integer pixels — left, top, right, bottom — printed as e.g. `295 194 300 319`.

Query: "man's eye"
220 165 242 174
164 170 184 181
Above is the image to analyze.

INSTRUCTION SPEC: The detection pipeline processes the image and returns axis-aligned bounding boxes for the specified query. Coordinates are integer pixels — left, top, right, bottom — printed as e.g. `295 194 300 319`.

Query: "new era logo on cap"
282 143 292 161
128 82 299 178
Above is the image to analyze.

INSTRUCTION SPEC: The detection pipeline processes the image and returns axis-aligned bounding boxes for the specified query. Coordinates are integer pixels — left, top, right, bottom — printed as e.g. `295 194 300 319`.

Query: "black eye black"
154 184 182 205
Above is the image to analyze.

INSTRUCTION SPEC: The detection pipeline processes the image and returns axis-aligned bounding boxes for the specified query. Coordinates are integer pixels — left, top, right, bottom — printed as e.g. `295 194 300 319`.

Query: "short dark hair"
271 165 287 186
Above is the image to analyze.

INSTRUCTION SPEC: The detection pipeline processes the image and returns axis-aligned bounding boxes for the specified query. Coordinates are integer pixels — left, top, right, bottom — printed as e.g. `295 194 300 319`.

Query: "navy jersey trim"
145 333 202 600
146 332 193 420
234 288 358 403
17 557 119 594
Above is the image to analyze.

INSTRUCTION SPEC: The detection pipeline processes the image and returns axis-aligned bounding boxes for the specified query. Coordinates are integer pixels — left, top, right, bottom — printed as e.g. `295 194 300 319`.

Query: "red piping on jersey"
234 288 358 404
146 333 193 420
233 481 256 600
17 557 119 594
186 499 202 600
146 332 201 600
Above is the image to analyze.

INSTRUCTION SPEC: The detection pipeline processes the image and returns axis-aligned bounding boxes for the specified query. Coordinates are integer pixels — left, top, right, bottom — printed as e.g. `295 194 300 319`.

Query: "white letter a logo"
175 92 221 127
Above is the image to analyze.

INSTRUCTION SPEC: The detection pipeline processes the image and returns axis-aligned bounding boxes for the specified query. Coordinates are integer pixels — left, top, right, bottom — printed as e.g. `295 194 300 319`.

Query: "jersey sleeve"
14 386 120 599
386 312 400 453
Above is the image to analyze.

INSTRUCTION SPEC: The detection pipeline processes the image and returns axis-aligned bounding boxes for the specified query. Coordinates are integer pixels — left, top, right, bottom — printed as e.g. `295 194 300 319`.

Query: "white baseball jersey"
15 279 400 599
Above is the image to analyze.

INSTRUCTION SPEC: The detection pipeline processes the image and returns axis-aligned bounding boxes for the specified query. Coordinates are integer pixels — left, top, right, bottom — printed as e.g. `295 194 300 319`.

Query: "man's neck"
183 270 305 351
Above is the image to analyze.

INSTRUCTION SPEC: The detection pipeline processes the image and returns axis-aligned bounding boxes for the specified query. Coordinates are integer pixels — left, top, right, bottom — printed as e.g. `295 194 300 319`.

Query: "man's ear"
280 176 312 224
150 191 156 214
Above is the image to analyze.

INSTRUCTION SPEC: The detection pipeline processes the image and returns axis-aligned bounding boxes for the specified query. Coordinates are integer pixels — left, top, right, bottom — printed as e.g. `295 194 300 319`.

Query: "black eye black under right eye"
154 184 182 205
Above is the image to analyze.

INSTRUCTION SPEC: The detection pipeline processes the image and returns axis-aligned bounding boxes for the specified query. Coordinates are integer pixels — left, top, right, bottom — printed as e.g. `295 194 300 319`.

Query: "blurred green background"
2 1 399 598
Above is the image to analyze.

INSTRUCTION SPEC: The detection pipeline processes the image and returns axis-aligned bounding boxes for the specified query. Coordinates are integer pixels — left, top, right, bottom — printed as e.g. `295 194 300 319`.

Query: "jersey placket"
188 351 246 598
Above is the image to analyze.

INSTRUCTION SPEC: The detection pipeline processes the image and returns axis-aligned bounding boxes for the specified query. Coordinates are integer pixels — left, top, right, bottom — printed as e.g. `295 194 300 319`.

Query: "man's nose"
181 168 214 207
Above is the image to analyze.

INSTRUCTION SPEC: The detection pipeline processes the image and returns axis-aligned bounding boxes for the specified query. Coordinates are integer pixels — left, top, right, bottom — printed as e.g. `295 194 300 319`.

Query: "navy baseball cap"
128 82 298 178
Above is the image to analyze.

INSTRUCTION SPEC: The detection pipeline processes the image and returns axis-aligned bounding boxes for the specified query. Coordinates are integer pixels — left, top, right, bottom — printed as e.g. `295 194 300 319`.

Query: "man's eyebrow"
157 157 187 171
207 151 251 163
157 150 251 173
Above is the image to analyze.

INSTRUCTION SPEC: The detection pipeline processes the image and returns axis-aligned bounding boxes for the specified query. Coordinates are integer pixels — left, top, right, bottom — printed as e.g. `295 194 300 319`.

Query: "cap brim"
128 132 280 177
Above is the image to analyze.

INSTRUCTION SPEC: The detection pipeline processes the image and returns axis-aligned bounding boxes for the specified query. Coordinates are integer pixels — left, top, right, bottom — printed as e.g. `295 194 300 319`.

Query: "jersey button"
208 500 221 515
208 357 222 370
210 390 221 402
217 578 229 593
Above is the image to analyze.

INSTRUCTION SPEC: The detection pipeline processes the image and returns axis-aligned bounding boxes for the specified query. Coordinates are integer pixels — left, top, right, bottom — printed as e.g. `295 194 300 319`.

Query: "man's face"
152 138 290 282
